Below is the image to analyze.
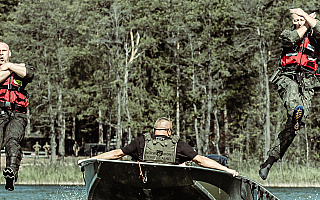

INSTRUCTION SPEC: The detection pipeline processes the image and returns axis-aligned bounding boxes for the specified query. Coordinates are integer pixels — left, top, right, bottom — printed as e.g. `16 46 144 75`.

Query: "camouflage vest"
142 132 179 164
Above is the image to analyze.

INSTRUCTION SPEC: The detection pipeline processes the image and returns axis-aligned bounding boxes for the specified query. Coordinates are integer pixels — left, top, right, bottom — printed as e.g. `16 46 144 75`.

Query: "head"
292 14 306 29
0 42 11 64
153 117 172 137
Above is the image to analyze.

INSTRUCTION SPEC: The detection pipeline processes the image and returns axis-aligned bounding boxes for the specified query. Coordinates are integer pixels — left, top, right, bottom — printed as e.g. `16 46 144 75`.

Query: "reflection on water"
0 185 86 200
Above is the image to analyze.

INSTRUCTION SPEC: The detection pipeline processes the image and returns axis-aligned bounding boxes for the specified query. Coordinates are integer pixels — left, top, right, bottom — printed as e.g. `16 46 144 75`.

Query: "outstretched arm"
92 149 125 160
192 155 239 177
78 149 126 165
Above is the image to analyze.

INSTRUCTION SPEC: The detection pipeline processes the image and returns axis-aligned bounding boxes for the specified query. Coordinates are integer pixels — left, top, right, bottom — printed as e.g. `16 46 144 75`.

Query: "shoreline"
0 181 317 188
262 183 320 188
0 181 85 186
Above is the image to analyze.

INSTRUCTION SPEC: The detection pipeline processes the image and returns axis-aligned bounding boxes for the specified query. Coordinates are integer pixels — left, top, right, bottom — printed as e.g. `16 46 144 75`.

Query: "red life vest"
0 73 29 108
281 33 320 75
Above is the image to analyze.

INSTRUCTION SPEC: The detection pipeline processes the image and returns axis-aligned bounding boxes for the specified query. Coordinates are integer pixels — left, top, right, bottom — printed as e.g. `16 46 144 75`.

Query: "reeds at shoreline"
0 156 84 185
229 158 320 187
0 156 318 187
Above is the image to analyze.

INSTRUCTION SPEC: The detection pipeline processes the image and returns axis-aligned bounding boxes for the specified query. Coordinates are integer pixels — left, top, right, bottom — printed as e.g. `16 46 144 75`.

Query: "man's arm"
92 149 126 160
192 155 239 177
1 63 27 78
290 9 317 28
290 9 317 38
0 69 12 83
78 149 126 165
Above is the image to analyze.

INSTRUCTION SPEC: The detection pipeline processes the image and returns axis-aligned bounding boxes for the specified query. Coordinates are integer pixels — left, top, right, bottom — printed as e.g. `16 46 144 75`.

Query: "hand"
290 8 307 17
228 169 239 177
310 12 317 19
0 63 12 71
78 158 97 165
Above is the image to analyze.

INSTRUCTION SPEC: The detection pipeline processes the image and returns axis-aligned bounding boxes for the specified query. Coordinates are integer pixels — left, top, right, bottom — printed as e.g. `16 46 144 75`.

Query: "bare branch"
129 30 140 64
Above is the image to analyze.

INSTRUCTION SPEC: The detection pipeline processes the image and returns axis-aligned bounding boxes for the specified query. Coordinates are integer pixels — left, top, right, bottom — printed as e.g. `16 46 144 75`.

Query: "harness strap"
137 161 147 183
0 101 27 113
0 84 28 96
143 132 152 141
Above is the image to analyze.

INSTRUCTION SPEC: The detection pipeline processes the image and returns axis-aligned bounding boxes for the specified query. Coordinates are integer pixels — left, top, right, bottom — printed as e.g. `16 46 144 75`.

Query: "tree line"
0 0 319 164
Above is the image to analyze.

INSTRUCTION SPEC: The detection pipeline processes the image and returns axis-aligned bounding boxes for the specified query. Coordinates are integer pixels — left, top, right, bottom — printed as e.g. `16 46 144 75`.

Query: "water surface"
0 185 86 200
267 187 320 200
0 185 319 199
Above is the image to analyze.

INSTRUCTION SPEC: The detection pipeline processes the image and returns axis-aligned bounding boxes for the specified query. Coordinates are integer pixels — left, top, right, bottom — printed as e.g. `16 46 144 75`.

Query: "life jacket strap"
282 64 320 76
0 84 28 96
0 101 27 113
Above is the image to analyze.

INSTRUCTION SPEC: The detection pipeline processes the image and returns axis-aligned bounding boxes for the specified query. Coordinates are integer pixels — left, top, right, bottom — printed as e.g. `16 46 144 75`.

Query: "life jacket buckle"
5 102 11 108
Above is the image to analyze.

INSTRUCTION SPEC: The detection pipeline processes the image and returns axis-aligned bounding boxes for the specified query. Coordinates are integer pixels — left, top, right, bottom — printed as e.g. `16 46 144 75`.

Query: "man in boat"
259 8 320 180
0 42 34 191
79 117 239 177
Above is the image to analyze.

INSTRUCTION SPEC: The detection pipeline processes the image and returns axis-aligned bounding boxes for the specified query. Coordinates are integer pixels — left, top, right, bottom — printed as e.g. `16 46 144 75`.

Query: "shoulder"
312 20 320 35
127 135 144 146
135 135 145 142
177 140 195 151
280 29 300 44
24 64 35 81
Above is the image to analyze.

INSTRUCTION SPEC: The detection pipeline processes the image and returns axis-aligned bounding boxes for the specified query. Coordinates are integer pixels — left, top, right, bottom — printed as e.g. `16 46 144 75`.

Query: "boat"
79 159 279 200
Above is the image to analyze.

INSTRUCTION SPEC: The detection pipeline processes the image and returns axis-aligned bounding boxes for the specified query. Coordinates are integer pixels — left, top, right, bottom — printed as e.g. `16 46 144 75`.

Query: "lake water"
0 185 318 199
0 185 86 200
267 187 320 200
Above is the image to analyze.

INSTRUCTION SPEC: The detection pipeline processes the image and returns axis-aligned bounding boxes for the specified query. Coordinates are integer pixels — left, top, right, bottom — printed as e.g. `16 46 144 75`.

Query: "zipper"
8 74 12 103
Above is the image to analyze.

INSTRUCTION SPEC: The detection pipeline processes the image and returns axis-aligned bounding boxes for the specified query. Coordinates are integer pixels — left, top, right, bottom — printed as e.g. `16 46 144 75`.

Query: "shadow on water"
0 185 86 200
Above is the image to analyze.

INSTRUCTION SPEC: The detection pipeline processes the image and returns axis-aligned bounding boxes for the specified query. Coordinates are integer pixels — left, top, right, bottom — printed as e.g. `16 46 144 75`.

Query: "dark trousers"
268 73 314 160
0 109 27 178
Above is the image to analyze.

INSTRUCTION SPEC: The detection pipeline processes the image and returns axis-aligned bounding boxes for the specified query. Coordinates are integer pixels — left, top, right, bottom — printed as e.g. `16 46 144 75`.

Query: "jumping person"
259 8 320 180
0 42 34 190
79 117 239 177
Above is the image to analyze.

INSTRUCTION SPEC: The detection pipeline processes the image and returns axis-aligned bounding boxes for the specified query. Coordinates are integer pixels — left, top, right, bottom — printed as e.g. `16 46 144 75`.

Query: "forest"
0 0 319 165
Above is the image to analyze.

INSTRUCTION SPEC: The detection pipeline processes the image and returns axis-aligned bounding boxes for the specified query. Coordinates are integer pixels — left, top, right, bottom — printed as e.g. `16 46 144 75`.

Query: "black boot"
259 156 276 180
3 156 21 191
3 167 16 191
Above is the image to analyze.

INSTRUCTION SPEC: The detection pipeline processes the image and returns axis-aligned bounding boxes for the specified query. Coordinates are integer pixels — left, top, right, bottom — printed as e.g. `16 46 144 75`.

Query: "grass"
0 156 319 187
229 158 320 187
0 156 85 185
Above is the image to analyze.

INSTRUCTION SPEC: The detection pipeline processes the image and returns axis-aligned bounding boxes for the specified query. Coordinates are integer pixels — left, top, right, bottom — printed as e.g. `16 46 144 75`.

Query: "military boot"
3 166 16 191
293 105 304 131
259 156 276 180
3 157 20 191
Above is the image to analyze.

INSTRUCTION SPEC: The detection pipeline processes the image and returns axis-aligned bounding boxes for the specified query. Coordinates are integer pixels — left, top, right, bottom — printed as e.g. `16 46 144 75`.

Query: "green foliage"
0 0 318 166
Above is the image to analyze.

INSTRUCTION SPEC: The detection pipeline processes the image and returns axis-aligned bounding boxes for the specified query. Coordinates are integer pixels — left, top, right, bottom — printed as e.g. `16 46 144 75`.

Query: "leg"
4 111 27 191
0 109 9 149
259 75 312 180
272 75 304 158
0 110 9 175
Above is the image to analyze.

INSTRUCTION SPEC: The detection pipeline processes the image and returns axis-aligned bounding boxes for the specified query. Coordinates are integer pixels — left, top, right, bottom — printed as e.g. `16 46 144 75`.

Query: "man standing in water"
0 42 34 190
259 8 320 180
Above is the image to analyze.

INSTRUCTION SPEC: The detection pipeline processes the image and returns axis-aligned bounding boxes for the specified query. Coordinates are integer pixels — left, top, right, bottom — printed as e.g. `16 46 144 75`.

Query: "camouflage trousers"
0 109 27 179
268 72 315 160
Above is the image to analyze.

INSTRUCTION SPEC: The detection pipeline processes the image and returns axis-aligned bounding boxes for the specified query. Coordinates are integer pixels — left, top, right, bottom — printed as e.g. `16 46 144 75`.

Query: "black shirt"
121 134 198 164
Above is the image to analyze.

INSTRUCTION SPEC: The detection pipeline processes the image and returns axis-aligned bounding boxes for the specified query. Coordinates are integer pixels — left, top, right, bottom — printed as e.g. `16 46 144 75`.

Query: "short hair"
0 42 9 50
154 117 172 129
